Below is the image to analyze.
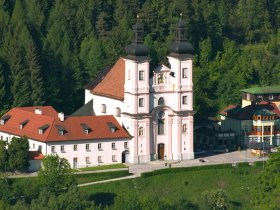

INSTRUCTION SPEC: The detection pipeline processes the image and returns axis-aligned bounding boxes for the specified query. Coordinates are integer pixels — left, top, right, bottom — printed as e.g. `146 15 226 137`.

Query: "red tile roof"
219 105 237 116
0 106 130 143
228 102 280 120
90 58 125 100
28 151 45 160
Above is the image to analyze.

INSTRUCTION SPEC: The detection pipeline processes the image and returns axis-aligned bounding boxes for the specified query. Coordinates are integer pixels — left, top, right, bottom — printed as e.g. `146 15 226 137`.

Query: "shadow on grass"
89 192 116 206
230 200 242 209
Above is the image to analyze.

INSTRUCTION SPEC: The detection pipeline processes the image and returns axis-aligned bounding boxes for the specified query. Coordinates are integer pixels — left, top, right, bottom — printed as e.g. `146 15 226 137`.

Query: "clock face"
158 111 165 118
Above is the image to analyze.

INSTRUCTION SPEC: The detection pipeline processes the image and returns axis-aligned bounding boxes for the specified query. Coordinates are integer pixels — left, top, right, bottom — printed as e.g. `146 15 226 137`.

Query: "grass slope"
81 166 262 209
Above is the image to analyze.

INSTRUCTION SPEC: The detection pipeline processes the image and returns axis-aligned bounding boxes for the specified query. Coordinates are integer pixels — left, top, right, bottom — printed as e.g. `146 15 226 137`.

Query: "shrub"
236 162 249 167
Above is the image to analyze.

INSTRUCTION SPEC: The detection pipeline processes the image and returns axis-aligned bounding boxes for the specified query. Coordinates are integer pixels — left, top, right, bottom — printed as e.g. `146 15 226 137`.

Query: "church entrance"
157 143 165 160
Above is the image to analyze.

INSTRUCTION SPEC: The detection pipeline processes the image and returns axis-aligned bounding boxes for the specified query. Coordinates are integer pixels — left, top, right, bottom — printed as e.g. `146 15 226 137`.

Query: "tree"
7 136 29 171
202 189 229 210
38 155 76 195
0 140 8 171
256 148 280 209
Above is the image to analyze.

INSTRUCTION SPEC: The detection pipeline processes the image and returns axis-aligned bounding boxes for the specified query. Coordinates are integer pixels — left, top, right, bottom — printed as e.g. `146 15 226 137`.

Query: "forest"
0 0 279 118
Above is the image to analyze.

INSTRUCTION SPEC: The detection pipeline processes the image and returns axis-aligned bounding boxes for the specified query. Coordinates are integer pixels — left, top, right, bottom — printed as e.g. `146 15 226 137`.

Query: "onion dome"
125 20 149 60
168 18 193 57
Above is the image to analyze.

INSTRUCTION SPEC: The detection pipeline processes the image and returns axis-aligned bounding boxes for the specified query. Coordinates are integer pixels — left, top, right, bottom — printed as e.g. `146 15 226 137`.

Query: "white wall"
46 138 130 168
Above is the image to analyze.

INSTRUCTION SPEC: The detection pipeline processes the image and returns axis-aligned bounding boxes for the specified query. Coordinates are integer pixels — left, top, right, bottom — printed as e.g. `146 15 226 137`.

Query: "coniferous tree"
26 38 45 106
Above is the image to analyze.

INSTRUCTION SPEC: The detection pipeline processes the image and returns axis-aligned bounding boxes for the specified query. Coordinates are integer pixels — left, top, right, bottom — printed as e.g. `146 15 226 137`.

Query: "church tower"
122 20 151 163
167 17 194 160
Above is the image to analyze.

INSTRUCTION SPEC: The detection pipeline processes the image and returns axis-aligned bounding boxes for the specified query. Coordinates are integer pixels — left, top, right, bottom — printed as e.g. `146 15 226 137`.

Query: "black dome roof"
168 19 193 56
168 41 193 54
125 43 149 57
125 22 149 58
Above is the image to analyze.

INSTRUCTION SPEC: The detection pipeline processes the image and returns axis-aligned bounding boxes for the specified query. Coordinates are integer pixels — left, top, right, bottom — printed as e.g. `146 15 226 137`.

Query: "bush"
236 162 249 167
253 161 266 168
141 164 232 178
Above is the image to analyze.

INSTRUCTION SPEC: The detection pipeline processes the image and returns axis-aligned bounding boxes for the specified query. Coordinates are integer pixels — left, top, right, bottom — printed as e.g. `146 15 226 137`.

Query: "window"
74 145 77 151
116 107 121 117
112 143 116 150
0 120 4 125
124 142 128 149
98 156 102 163
139 98 144 107
158 97 165 106
269 94 274 100
183 96 188 104
6 137 8 142
33 143 35 149
158 74 164 84
244 126 248 132
0 136 2 140
112 155 117 162
182 124 187 133
86 157 90 164
51 146 55 153
101 104 106 113
139 127 144 136
182 68 188 78
61 145 65 152
139 71 144 81
98 143 102 150
128 70 131 80
59 130 64 135
39 129 43 135
158 119 165 135
86 144 90 151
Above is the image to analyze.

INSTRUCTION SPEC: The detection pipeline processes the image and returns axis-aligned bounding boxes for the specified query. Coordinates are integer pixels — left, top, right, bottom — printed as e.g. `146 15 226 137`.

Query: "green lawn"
76 170 131 184
81 166 263 209
78 163 128 171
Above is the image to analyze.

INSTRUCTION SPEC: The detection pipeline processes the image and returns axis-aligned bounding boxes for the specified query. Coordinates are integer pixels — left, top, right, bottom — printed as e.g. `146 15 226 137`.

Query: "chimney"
58 112 64 121
35 108 42 115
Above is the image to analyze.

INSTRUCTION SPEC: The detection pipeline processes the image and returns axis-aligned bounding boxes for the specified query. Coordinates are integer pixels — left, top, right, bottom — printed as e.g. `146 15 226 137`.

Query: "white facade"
85 54 195 163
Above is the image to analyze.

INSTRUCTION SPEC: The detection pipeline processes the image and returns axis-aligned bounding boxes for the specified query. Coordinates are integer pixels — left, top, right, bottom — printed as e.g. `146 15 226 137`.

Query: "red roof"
228 102 280 120
219 105 237 116
90 58 125 100
28 151 45 160
0 106 130 143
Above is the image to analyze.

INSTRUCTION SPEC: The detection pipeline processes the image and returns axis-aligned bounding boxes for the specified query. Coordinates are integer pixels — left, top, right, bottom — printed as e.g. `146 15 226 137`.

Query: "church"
84 19 195 163
0 19 194 168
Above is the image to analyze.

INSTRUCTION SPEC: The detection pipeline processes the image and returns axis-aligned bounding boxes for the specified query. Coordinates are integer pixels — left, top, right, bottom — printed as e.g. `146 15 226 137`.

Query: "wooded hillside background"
0 0 279 118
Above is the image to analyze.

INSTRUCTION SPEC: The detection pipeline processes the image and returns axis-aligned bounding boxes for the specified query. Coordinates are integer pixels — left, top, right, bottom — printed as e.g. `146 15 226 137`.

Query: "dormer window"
0 115 11 125
269 94 274 100
158 97 165 106
81 124 91 134
56 125 66 136
38 124 49 135
19 120 29 130
107 122 117 133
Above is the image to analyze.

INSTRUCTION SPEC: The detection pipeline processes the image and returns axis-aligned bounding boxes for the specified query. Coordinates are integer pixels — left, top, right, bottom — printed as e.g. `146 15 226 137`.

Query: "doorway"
122 150 129 163
158 143 165 160
73 157 78 169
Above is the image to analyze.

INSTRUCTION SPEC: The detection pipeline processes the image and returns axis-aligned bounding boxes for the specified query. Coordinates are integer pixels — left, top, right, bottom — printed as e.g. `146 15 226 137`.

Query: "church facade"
85 20 195 163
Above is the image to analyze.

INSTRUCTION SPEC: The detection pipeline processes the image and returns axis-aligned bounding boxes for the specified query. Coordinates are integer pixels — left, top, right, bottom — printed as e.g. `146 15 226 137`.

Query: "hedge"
253 161 266 167
236 162 249 167
141 163 232 178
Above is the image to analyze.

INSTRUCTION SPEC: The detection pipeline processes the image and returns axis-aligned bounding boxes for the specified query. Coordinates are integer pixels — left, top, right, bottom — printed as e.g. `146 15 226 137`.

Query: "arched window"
116 107 121 117
101 104 106 113
158 97 165 106
182 124 187 133
158 74 164 84
139 127 144 136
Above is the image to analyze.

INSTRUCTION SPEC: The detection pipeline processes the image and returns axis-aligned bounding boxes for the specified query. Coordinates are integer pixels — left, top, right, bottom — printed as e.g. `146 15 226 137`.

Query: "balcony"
247 130 279 136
